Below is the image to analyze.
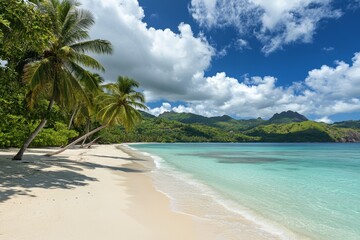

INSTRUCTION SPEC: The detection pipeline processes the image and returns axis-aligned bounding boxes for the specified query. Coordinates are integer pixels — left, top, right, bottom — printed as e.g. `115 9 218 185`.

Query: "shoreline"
0 145 201 240
120 143 309 240
122 143 293 240
0 144 306 240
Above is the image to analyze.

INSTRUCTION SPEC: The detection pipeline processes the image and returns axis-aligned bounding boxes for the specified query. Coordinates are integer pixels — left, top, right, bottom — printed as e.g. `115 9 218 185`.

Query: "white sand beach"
0 145 202 240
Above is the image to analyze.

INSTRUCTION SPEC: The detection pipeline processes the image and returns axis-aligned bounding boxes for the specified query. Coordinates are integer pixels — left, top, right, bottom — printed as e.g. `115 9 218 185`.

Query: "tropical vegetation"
10 0 113 160
1 0 359 159
0 0 148 159
96 111 360 143
46 76 147 156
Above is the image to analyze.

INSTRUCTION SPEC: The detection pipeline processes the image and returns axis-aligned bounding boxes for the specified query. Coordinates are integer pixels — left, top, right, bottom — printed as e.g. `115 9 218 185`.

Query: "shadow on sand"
0 150 145 203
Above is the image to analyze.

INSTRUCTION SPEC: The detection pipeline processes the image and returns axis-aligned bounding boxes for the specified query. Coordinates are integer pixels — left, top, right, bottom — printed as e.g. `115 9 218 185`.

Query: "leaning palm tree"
13 0 112 160
45 76 148 156
67 73 104 130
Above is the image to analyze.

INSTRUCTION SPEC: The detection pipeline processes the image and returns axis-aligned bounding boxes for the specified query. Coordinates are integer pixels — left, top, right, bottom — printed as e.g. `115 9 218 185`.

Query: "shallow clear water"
130 143 360 240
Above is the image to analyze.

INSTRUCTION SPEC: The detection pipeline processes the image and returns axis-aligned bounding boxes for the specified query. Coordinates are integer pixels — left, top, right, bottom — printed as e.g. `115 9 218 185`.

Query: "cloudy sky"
80 0 360 122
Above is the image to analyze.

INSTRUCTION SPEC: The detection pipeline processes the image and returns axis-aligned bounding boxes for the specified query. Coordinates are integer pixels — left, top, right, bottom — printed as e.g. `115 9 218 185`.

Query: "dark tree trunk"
13 97 55 161
80 121 90 147
84 136 100 148
45 125 107 156
68 106 78 129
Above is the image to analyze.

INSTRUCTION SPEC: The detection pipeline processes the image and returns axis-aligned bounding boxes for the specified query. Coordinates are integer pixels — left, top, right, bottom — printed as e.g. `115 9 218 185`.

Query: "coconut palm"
13 0 112 160
67 73 104 130
46 76 147 156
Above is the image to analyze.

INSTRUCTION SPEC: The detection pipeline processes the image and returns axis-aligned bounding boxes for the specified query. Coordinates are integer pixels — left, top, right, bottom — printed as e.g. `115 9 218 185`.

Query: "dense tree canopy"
0 0 52 67
0 0 118 159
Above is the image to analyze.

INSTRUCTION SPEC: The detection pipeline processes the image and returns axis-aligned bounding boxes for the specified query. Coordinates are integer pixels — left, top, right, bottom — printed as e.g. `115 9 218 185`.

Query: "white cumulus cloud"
305 53 360 101
315 116 333 124
148 53 360 119
80 0 215 101
148 102 172 116
78 0 360 120
190 0 343 54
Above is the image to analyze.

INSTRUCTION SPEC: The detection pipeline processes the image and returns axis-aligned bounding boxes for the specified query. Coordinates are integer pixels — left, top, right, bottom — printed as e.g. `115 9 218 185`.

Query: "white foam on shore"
127 144 306 240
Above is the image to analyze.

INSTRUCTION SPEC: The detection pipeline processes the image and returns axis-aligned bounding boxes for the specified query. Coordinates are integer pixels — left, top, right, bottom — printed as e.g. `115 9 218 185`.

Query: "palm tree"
46 76 147 156
13 0 112 160
67 73 104 130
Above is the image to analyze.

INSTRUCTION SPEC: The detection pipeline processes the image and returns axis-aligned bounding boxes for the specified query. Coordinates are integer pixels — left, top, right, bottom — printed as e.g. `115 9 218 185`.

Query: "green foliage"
158 111 266 131
0 67 28 148
0 0 52 66
235 118 267 130
97 76 147 129
0 65 79 148
333 120 360 130
268 110 308 124
0 67 25 114
97 115 360 144
0 15 10 39
245 121 356 142
98 117 257 144
0 118 78 148
0 114 29 147
23 0 113 110
32 122 78 147
159 111 209 124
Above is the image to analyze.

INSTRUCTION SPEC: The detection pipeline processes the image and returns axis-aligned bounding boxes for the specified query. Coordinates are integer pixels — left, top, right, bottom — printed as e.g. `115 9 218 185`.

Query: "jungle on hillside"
1 1 359 153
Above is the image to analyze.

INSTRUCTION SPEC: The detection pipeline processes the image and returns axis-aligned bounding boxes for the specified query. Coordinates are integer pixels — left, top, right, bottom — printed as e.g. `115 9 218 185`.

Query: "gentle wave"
128 143 360 240
128 144 302 240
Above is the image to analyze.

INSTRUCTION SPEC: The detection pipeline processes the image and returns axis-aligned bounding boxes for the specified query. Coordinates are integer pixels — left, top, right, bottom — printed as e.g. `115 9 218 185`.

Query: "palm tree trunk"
81 136 87 147
84 137 100 148
13 97 55 161
45 125 107 156
68 106 78 129
80 121 90 147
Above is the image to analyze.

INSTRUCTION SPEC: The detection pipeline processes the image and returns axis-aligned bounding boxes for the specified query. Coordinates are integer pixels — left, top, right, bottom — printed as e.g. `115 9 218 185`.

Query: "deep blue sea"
129 143 360 240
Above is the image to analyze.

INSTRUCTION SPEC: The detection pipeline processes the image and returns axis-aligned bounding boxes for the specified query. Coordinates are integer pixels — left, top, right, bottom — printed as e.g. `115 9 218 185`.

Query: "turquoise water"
130 143 360 240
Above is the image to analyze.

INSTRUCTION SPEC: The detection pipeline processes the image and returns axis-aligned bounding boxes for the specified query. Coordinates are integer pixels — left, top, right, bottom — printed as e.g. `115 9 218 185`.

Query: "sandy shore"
0 145 202 240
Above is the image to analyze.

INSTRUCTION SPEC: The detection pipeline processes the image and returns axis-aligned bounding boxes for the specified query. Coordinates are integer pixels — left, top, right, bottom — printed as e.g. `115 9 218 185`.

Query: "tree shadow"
0 150 145 203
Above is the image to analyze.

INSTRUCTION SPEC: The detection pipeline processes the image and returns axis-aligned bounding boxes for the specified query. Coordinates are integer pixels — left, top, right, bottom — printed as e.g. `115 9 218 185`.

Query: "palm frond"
63 29 89 44
23 59 53 89
61 9 94 44
59 0 74 25
71 52 105 71
96 76 146 130
70 39 113 54
66 61 100 93
72 8 94 31
20 0 111 122
55 69 79 106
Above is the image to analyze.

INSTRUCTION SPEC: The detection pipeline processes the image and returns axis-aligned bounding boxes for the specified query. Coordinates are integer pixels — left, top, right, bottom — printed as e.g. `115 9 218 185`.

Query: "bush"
0 118 78 148
32 122 78 147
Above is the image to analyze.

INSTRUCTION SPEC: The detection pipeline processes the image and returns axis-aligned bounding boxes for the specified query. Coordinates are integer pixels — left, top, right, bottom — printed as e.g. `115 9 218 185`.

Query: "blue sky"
81 0 360 122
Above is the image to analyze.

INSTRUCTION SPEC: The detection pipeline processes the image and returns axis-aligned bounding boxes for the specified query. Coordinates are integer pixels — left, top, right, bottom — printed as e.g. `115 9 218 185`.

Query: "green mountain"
99 117 257 143
333 120 360 130
158 111 266 131
236 118 267 130
245 121 350 142
98 111 360 143
269 110 308 124
139 110 156 119
159 111 208 124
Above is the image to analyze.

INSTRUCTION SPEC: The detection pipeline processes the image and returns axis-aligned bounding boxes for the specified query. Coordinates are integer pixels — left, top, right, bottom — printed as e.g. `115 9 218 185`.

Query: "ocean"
129 143 360 240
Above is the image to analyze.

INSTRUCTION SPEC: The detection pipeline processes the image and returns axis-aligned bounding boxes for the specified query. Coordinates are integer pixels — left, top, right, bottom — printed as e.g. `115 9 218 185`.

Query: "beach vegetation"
0 0 52 67
46 76 148 156
11 0 112 160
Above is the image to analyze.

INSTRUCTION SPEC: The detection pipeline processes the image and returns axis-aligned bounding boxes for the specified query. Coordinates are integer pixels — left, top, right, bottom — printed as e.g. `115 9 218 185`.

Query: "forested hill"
98 111 360 143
